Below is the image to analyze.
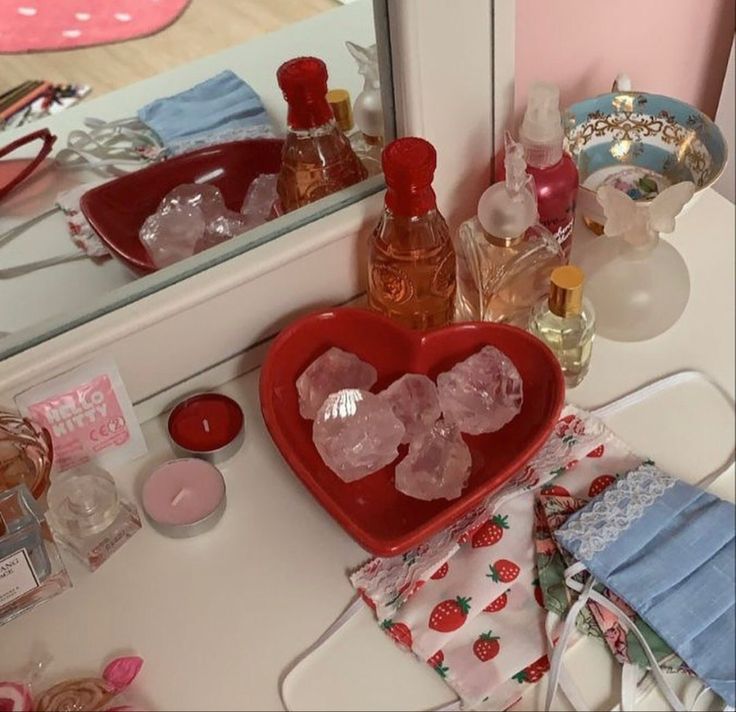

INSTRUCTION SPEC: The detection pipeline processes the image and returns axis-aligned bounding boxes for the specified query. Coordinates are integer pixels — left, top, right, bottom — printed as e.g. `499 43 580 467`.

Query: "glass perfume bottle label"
0 549 39 607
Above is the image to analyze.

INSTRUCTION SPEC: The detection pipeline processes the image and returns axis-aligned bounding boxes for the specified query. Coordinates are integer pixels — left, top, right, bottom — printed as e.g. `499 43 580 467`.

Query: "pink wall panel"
514 0 735 124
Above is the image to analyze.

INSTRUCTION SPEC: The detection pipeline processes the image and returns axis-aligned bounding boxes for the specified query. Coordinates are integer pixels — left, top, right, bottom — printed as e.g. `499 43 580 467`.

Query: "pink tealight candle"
142 459 226 538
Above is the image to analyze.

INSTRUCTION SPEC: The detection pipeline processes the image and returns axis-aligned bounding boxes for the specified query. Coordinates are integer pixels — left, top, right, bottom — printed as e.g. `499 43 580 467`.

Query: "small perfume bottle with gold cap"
528 265 595 387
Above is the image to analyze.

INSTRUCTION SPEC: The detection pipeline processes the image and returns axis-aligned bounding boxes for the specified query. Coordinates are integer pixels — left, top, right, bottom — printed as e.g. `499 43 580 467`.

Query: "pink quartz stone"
394 419 471 501
296 347 378 419
437 345 523 435
140 184 249 268
312 389 405 482
379 373 441 443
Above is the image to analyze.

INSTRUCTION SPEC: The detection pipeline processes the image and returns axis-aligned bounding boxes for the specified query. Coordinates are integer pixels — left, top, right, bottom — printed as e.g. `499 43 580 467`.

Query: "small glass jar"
47 465 141 571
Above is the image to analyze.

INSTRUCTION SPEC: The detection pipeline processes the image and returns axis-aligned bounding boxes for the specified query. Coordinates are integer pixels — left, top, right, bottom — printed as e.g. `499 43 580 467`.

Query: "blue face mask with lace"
554 463 735 708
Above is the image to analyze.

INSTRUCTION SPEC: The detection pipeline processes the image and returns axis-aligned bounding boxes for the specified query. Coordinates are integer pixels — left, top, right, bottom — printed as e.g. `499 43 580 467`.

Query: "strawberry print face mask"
351 404 638 710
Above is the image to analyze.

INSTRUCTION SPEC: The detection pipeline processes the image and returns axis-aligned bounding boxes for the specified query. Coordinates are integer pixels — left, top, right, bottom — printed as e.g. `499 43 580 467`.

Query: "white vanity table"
1 188 733 711
0 0 734 708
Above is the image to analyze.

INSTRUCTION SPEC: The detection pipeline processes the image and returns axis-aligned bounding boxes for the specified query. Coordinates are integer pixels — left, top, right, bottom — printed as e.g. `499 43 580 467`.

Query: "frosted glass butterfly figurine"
597 181 695 249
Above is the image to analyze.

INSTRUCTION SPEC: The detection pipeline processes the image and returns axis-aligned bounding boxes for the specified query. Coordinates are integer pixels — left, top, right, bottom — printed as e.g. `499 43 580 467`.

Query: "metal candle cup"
141 458 226 538
167 393 244 464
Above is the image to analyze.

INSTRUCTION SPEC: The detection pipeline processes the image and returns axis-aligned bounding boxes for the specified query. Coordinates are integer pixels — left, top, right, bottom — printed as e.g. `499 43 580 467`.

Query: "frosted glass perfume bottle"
275 57 367 213
455 133 564 326
47 465 141 571
529 265 595 387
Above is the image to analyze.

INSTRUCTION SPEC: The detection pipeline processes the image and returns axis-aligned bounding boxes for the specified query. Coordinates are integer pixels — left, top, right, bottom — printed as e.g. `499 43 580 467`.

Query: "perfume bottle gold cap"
327 88 353 132
549 265 584 317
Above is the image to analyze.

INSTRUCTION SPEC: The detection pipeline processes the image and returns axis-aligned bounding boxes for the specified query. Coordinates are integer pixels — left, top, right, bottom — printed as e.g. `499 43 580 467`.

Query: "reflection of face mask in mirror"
54 71 274 174
138 70 274 155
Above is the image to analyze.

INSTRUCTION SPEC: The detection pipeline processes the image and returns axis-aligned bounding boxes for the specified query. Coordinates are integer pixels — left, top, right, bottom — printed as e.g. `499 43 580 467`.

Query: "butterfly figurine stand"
577 182 695 342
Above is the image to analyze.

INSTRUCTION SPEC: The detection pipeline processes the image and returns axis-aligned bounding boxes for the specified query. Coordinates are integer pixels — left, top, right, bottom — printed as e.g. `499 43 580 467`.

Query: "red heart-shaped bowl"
81 139 284 276
260 308 564 555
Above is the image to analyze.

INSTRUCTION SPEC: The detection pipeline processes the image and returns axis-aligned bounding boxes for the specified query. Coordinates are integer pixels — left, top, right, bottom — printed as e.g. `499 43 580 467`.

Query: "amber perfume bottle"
276 57 367 213
368 137 456 329
455 134 563 326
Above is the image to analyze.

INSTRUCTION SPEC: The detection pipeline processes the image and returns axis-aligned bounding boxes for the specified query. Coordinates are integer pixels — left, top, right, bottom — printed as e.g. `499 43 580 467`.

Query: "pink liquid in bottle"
499 82 578 261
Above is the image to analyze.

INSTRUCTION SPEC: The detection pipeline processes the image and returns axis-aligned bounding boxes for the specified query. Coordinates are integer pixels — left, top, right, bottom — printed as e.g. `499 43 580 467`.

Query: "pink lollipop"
0 682 33 712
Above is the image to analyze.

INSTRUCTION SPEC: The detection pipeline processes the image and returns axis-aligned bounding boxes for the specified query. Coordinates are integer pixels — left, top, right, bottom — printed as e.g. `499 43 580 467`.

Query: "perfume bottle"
0 411 53 499
500 83 579 260
455 134 564 326
327 88 382 176
47 465 141 571
367 137 456 329
0 484 71 626
276 57 367 213
529 265 595 387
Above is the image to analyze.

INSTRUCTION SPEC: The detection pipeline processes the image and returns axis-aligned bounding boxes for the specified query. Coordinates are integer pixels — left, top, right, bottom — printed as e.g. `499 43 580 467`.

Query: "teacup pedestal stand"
577 182 695 342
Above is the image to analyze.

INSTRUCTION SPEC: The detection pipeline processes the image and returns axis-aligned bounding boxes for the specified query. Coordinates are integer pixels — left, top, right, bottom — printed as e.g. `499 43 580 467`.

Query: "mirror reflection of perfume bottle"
47 465 141 571
528 265 595 387
327 88 382 176
276 57 367 213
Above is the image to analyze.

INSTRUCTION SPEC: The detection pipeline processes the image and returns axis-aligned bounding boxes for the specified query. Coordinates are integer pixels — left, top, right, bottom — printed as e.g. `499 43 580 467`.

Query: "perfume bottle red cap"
277 57 333 129
382 137 438 217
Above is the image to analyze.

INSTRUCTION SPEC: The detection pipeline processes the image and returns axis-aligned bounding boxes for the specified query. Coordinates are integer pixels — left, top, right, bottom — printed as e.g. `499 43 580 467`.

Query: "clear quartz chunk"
437 346 523 434
296 347 378 419
395 419 471 501
379 373 440 443
240 173 278 230
312 389 404 482
140 184 250 268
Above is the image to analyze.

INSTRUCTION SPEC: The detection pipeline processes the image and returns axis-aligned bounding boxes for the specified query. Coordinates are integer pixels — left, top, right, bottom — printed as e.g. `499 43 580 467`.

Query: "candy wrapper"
0 655 147 711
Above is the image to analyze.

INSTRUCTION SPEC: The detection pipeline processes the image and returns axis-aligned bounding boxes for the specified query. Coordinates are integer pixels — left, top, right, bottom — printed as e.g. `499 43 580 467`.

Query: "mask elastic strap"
278 594 362 711
278 594 462 711
591 369 735 489
551 563 688 712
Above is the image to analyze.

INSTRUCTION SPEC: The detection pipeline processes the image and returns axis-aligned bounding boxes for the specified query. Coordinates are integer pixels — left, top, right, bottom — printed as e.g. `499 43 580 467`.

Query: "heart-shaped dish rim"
260 308 565 555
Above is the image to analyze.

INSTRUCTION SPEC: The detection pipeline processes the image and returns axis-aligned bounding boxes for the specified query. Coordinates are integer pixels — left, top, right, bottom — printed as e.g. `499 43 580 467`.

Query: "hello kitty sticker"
16 356 147 473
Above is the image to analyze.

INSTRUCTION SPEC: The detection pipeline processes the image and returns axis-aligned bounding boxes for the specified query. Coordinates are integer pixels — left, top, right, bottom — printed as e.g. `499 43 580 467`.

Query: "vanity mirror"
0 0 393 360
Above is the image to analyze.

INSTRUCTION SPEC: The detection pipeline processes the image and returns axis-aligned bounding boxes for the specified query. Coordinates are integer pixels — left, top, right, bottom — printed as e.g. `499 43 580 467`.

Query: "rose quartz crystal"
437 345 523 435
296 347 378 419
395 419 471 500
379 373 441 443
140 184 249 268
312 389 404 482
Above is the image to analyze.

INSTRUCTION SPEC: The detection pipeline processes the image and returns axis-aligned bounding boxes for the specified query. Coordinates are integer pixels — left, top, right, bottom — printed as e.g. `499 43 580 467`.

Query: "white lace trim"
556 463 676 560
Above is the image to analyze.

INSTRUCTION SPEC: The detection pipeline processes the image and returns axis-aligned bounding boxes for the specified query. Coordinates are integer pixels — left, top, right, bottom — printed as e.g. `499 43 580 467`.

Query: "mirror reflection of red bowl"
260 308 565 556
80 139 284 276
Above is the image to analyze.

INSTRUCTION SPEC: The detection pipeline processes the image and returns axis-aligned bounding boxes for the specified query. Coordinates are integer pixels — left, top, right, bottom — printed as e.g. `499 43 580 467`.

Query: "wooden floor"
0 0 338 97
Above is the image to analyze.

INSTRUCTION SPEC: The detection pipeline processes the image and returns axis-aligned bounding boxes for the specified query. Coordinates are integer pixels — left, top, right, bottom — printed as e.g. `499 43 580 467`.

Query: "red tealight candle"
167 393 245 464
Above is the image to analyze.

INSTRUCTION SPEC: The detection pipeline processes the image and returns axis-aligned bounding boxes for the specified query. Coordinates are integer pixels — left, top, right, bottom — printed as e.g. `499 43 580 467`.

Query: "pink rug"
0 0 191 53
